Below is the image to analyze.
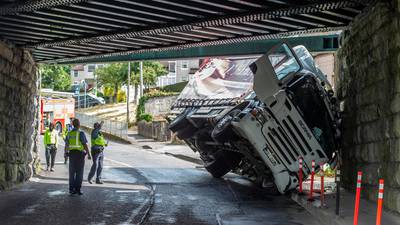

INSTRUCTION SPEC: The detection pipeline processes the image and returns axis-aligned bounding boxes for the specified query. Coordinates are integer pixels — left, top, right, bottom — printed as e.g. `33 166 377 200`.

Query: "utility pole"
140 61 143 97
127 62 131 125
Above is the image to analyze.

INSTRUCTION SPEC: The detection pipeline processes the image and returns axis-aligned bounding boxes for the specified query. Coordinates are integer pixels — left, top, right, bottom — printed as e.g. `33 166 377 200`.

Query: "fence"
75 112 128 139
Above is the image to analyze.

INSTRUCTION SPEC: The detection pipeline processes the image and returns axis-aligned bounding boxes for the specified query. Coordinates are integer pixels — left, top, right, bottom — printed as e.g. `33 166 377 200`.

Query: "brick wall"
335 1 400 213
0 41 38 189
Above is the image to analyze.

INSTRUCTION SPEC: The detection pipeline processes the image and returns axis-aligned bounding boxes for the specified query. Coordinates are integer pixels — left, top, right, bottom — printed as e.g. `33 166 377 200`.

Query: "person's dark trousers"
45 145 57 168
88 148 104 182
68 151 85 193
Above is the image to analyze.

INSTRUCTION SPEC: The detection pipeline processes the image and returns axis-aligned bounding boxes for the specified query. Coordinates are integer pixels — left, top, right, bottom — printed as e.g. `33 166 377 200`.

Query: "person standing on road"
63 117 74 164
64 118 91 195
44 123 58 171
88 121 107 184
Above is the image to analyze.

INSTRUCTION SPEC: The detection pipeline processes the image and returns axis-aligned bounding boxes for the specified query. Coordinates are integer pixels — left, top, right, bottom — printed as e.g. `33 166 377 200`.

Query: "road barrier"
353 171 362 225
75 112 128 139
298 157 303 194
376 179 384 225
320 163 325 207
308 160 315 201
335 169 341 215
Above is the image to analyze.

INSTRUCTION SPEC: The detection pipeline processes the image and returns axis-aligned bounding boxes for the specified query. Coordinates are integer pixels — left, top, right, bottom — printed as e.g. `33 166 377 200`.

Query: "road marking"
104 157 135 169
115 190 140 193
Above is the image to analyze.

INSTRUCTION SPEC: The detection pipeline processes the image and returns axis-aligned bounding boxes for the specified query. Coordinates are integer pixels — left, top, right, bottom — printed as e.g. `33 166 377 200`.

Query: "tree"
96 63 128 103
131 61 167 102
40 64 72 91
96 61 167 103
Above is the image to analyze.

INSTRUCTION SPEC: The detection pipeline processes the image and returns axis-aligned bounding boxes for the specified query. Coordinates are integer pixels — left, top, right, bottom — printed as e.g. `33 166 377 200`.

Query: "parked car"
73 93 105 108
168 43 341 193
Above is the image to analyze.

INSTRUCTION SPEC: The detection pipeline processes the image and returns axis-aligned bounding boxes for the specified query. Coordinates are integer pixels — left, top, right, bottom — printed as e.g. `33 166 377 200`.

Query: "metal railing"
75 112 128 139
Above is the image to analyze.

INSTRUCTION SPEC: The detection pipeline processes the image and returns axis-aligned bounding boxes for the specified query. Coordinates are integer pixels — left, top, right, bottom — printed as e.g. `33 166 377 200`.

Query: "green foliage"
40 64 72 91
96 92 104 98
96 61 167 102
160 81 188 92
117 90 126 102
130 61 167 87
136 90 179 121
103 86 114 97
138 113 153 122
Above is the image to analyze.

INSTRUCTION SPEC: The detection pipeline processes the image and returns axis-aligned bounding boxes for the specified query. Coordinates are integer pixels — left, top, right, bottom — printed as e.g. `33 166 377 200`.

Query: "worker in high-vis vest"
62 117 74 164
64 118 91 195
44 123 58 171
88 121 108 184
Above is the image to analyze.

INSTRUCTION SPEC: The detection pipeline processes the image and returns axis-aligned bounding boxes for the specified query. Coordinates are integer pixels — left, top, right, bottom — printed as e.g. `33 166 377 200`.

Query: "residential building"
156 60 200 87
70 64 105 89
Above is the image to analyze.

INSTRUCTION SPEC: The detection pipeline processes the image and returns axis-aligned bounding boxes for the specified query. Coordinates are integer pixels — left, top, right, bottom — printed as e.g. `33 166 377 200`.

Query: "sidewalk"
127 130 202 165
291 183 400 225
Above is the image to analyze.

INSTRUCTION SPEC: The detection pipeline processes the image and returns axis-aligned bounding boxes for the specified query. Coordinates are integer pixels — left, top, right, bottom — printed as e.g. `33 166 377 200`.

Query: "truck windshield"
268 44 301 80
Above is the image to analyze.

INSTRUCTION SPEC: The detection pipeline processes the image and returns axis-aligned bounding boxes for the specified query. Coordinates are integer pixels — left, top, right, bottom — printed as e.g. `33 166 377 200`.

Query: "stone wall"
0 40 38 189
138 120 171 142
335 0 400 213
144 95 178 118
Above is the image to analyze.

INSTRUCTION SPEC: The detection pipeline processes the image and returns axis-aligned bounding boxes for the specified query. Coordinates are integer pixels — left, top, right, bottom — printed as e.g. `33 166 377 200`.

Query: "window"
268 43 301 80
87 64 96 72
168 62 176 73
181 61 189 70
73 70 78 77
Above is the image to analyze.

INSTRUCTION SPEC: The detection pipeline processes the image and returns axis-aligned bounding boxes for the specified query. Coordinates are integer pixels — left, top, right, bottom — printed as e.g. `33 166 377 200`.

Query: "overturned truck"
168 43 341 193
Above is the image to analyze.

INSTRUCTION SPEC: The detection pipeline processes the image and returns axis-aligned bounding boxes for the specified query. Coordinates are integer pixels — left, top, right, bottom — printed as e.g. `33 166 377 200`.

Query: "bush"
117 90 126 102
139 113 153 122
96 92 104 98
103 86 114 97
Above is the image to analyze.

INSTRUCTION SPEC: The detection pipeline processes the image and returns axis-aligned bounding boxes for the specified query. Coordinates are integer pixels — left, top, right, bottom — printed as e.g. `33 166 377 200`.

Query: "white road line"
104 157 135 169
115 190 140 193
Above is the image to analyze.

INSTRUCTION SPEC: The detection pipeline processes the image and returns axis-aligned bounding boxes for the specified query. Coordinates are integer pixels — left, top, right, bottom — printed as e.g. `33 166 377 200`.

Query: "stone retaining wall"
0 41 38 189
144 95 178 117
138 120 171 142
335 0 400 213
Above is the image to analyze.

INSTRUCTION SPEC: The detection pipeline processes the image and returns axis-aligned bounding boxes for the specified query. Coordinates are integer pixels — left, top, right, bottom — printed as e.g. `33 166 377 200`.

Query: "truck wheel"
204 151 242 178
211 109 241 143
169 108 193 133
55 122 63 135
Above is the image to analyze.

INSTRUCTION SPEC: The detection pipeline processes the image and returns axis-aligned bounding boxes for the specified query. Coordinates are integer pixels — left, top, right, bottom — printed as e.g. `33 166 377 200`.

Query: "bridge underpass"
1 0 400 224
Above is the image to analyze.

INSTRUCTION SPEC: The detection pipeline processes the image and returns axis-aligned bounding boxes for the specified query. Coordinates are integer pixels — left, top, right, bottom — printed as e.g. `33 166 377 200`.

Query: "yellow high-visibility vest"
44 129 57 145
67 130 84 151
92 133 106 147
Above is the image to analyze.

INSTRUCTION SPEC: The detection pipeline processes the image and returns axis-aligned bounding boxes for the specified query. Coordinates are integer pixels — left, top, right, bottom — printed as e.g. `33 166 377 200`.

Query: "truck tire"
204 151 242 178
211 109 241 143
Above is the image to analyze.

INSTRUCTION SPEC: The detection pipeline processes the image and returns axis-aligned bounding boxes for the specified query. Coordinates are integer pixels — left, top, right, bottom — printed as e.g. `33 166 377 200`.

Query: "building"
70 64 105 89
156 60 200 87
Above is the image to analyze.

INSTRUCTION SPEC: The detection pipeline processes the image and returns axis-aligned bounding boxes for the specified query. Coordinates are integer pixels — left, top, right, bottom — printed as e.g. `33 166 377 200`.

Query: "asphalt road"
0 134 319 225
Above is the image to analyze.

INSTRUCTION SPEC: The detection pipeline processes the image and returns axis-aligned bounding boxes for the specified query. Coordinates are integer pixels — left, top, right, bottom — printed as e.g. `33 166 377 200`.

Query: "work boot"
96 179 104 184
